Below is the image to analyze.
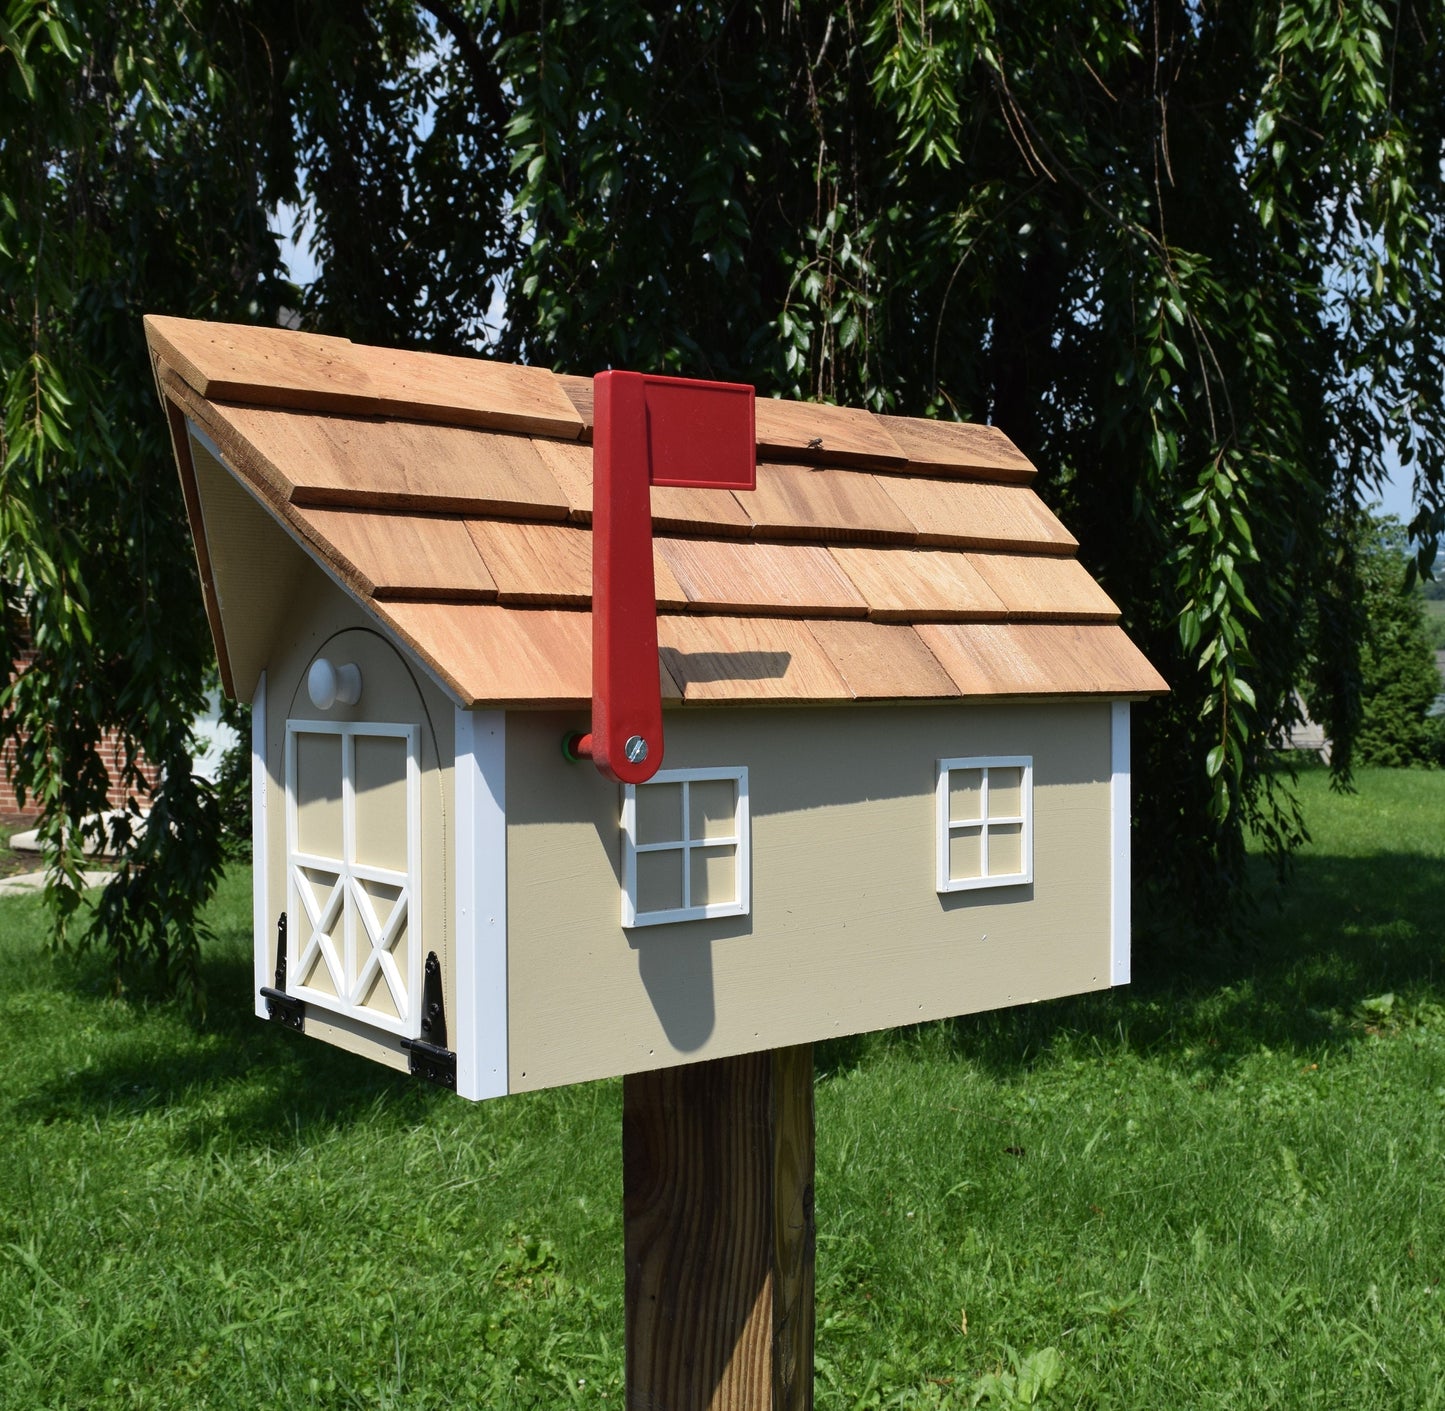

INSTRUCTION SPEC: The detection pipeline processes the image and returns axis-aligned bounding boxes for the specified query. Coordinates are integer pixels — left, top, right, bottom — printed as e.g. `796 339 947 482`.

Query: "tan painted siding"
505 702 1113 1092
260 562 454 1073
189 428 311 702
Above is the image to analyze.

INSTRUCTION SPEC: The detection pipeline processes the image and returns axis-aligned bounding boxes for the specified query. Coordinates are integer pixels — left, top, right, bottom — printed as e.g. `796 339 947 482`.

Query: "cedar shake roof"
145 316 1167 709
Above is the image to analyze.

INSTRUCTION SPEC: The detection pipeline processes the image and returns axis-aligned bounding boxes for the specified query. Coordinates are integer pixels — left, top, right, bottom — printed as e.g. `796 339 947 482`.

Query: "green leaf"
0 20 36 98
45 18 77 61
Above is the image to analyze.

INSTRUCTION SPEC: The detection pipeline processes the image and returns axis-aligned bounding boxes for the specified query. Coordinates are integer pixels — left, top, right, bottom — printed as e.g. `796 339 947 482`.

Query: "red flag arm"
571 370 755 784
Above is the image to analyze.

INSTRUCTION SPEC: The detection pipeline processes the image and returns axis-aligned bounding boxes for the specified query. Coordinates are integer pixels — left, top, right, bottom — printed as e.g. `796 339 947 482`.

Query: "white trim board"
1110 700 1131 986
454 708 509 1101
252 670 270 1020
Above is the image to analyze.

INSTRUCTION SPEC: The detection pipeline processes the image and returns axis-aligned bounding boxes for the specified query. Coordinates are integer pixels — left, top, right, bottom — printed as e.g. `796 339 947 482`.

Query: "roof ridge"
149 315 1036 483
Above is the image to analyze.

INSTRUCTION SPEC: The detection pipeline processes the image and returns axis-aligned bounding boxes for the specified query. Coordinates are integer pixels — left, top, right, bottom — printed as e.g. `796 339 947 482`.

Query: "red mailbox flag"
577 370 756 784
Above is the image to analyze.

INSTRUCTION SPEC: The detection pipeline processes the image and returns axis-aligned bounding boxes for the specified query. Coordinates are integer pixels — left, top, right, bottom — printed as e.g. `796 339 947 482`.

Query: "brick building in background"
2 626 164 820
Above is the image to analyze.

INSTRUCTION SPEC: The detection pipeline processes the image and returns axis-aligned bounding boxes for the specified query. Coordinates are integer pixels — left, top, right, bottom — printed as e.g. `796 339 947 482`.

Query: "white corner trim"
251 670 270 1020
454 708 508 1100
1110 701 1131 986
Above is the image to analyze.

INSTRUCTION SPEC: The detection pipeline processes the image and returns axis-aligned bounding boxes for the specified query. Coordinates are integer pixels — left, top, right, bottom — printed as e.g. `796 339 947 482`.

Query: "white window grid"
621 766 750 927
936 755 1033 893
285 719 422 1037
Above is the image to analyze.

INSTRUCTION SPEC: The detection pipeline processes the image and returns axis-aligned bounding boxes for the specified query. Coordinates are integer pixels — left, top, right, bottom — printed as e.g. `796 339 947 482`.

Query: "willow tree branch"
414 0 509 131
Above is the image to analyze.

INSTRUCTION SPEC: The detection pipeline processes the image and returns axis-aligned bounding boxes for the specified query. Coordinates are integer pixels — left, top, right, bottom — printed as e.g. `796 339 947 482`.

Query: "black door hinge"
402 951 456 1089
260 912 306 1032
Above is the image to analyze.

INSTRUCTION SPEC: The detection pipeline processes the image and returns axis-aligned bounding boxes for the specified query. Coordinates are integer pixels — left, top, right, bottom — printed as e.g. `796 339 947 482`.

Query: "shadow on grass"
838 847 1444 1083
13 936 453 1149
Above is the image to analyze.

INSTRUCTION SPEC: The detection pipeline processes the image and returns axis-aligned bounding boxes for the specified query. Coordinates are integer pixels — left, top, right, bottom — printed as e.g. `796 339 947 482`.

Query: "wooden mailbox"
146 315 1166 1102
149 315 1167 1406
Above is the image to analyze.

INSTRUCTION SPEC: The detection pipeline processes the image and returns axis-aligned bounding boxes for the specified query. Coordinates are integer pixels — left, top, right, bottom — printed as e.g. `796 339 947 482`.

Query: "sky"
276 201 319 288
1375 446 1417 526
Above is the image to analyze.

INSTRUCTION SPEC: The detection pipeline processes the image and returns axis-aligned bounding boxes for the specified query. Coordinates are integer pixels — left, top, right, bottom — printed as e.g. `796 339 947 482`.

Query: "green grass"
2 769 1444 1408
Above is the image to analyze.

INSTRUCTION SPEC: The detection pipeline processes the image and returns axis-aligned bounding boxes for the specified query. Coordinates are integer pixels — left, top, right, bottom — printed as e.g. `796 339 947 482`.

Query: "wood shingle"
147 316 1167 708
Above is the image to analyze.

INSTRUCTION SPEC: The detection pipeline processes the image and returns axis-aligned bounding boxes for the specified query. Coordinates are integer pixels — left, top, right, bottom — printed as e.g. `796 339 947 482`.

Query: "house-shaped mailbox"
146 316 1166 1102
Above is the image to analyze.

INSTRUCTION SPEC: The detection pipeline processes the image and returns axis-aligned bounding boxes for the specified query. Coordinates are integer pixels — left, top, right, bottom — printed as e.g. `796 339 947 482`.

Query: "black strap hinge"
260 912 305 1033
401 951 456 1088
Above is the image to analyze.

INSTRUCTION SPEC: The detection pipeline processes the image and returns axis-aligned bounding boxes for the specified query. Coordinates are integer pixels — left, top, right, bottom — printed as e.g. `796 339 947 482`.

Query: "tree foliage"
1352 514 1444 768
3 0 1444 978
0 0 292 997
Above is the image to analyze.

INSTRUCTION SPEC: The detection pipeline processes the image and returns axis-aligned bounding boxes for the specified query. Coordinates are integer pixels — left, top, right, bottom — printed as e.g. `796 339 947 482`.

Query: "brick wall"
3 644 162 819
0 735 36 816
1 732 161 819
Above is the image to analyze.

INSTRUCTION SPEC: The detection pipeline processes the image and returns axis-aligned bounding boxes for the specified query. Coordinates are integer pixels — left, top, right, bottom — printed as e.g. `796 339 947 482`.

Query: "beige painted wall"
260 562 454 1073
505 702 1114 1092
188 429 310 701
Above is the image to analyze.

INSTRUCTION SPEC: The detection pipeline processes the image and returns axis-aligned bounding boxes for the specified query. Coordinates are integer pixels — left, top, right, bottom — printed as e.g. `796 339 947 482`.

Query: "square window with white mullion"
622 767 750 927
285 720 422 1035
936 756 1032 892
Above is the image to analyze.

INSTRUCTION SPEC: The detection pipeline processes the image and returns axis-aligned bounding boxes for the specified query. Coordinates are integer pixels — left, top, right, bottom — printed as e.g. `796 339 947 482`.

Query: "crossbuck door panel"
286 720 421 1036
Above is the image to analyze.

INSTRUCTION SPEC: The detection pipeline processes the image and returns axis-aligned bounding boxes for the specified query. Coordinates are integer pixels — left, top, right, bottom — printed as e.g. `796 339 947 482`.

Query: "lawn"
1 767 1442 1408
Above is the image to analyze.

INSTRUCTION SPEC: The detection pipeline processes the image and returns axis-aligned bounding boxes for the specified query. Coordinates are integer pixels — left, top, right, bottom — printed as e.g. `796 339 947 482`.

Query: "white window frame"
936 755 1033 893
622 766 750 927
285 719 422 1037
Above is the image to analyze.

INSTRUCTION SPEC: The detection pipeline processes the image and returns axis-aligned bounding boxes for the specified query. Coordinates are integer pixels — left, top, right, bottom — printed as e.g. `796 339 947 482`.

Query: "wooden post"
623 1045 815 1411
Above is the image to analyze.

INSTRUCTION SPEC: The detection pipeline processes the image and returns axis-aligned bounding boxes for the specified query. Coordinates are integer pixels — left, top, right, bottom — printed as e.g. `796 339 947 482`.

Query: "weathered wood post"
623 1045 815 1411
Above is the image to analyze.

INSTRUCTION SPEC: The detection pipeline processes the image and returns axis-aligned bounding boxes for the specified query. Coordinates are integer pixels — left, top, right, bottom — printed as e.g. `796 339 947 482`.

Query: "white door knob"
307 658 362 710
